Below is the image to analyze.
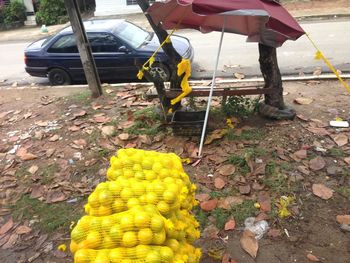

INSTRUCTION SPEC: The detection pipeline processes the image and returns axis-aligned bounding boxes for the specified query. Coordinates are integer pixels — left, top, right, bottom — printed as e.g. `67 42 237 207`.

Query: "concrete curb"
1 73 349 90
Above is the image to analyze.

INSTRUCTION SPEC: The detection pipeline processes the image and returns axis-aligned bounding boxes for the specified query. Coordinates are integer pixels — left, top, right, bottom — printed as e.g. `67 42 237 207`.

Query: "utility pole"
64 0 102 98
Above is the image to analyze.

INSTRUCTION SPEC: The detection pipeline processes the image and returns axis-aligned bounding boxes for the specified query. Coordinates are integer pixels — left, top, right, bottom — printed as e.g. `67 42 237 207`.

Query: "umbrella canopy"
148 0 305 47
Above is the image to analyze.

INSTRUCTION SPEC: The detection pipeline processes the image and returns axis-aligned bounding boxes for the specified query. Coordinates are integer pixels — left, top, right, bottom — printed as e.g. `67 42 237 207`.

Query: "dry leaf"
294 97 314 105
218 196 244 210
234 72 245 79
0 218 13 235
2 233 18 249
101 126 116 137
49 134 60 142
94 116 110 123
202 225 219 239
217 164 236 176
313 68 322 76
195 194 210 202
31 185 45 199
16 148 37 161
258 192 271 213
28 165 39 175
306 127 330 136
239 185 251 195
306 253 320 262
332 134 348 147
15 225 32 235
309 156 326 171
118 133 130 141
297 165 310 175
344 157 350 165
312 183 333 200
205 129 228 145
46 190 67 203
74 110 86 117
214 177 226 189
267 228 281 238
240 230 258 258
200 199 218 212
336 215 350 225
294 149 307 159
224 219 236 231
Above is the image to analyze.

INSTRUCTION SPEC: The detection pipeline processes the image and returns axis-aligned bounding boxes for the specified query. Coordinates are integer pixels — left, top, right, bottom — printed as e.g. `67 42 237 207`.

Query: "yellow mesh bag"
71 149 201 263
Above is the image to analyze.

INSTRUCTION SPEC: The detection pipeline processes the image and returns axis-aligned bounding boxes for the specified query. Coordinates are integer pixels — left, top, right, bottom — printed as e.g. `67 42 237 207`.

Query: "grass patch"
226 128 265 141
229 153 250 175
231 200 257 225
12 195 82 233
337 186 350 200
263 173 289 194
127 107 162 136
328 147 346 157
87 129 101 145
71 90 91 104
222 96 260 118
193 206 208 228
97 148 112 158
41 164 60 184
266 160 277 176
15 166 28 178
211 208 230 229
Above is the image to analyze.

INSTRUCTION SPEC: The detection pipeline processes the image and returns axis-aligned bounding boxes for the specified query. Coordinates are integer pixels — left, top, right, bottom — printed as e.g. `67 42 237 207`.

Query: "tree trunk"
258 43 285 109
136 0 184 112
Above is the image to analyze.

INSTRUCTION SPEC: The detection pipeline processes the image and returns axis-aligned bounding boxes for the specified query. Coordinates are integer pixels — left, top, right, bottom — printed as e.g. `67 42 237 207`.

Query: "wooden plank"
146 87 273 99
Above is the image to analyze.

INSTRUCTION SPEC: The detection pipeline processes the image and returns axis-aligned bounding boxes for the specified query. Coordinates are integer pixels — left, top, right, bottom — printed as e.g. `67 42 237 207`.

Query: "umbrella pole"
198 22 226 157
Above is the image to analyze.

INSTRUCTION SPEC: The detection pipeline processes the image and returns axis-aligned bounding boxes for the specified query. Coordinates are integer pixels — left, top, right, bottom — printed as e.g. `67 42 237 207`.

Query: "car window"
88 33 123 53
47 34 78 53
114 22 150 49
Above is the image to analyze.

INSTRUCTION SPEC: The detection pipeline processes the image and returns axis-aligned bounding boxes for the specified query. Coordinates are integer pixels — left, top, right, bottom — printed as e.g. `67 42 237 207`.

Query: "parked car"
25 19 194 85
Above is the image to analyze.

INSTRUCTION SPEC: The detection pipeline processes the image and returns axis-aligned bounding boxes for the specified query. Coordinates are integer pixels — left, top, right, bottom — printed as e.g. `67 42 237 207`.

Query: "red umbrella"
147 0 305 156
148 0 305 47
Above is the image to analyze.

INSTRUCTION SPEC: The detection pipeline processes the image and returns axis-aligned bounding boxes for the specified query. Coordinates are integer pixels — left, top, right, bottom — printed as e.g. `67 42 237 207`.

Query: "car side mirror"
118 46 129 53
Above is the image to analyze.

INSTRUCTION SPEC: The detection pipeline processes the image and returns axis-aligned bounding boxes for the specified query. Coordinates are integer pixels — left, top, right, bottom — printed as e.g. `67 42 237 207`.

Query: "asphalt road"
0 18 349 86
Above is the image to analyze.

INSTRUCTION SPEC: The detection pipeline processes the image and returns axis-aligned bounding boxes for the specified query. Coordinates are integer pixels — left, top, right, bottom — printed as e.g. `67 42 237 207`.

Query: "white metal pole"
198 20 226 157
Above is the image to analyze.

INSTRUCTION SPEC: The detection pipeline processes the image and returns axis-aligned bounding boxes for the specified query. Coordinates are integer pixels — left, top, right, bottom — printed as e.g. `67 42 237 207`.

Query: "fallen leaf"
297 165 310 175
313 68 322 76
73 139 87 148
35 120 48 127
94 116 110 123
336 215 350 225
0 218 13 235
218 196 244 210
332 134 348 147
101 126 116 137
294 149 307 159
267 228 281 238
202 225 219 239
68 126 81 132
16 148 37 161
224 218 236 231
294 97 314 105
306 127 330 136
49 134 60 142
234 72 245 79
138 135 152 145
31 185 45 199
195 194 210 202
306 253 320 262
15 225 32 235
239 185 251 195
205 129 228 145
240 230 258 259
312 183 333 200
214 177 226 189
217 164 236 176
258 192 271 213
344 157 350 165
46 190 67 203
118 133 130 141
74 110 86 117
200 199 218 212
309 156 326 171
2 233 18 249
28 165 39 175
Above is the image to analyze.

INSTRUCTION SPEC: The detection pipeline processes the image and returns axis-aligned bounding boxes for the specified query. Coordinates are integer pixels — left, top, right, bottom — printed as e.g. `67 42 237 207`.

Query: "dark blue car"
25 19 194 85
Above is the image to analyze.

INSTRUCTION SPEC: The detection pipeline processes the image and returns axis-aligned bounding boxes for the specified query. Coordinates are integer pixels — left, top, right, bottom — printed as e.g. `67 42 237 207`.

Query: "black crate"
171 110 206 136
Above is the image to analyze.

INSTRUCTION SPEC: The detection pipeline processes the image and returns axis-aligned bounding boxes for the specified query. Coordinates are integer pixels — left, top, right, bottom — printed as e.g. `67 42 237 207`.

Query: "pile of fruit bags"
70 148 201 263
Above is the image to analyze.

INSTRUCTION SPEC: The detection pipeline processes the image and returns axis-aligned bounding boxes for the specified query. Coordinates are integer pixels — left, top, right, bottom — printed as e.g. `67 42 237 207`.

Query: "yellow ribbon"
171 59 192 105
306 33 350 94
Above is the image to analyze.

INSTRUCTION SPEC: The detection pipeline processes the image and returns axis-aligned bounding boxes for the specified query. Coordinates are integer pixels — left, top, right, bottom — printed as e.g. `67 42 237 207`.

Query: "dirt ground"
0 78 349 263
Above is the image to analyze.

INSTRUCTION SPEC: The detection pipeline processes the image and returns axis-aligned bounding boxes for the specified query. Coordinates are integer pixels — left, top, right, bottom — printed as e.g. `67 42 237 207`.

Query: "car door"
88 32 137 81
46 34 85 81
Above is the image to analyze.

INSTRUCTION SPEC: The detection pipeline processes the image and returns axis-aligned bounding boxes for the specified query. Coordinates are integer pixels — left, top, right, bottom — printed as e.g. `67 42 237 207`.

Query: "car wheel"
48 68 72 85
149 63 171 82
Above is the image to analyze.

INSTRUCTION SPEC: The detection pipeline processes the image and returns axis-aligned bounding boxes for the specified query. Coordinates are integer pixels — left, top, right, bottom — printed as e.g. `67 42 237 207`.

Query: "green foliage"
36 0 67 25
211 208 230 229
13 195 82 233
226 128 265 141
328 147 346 157
222 96 260 118
231 200 257 225
2 1 26 24
127 107 162 136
